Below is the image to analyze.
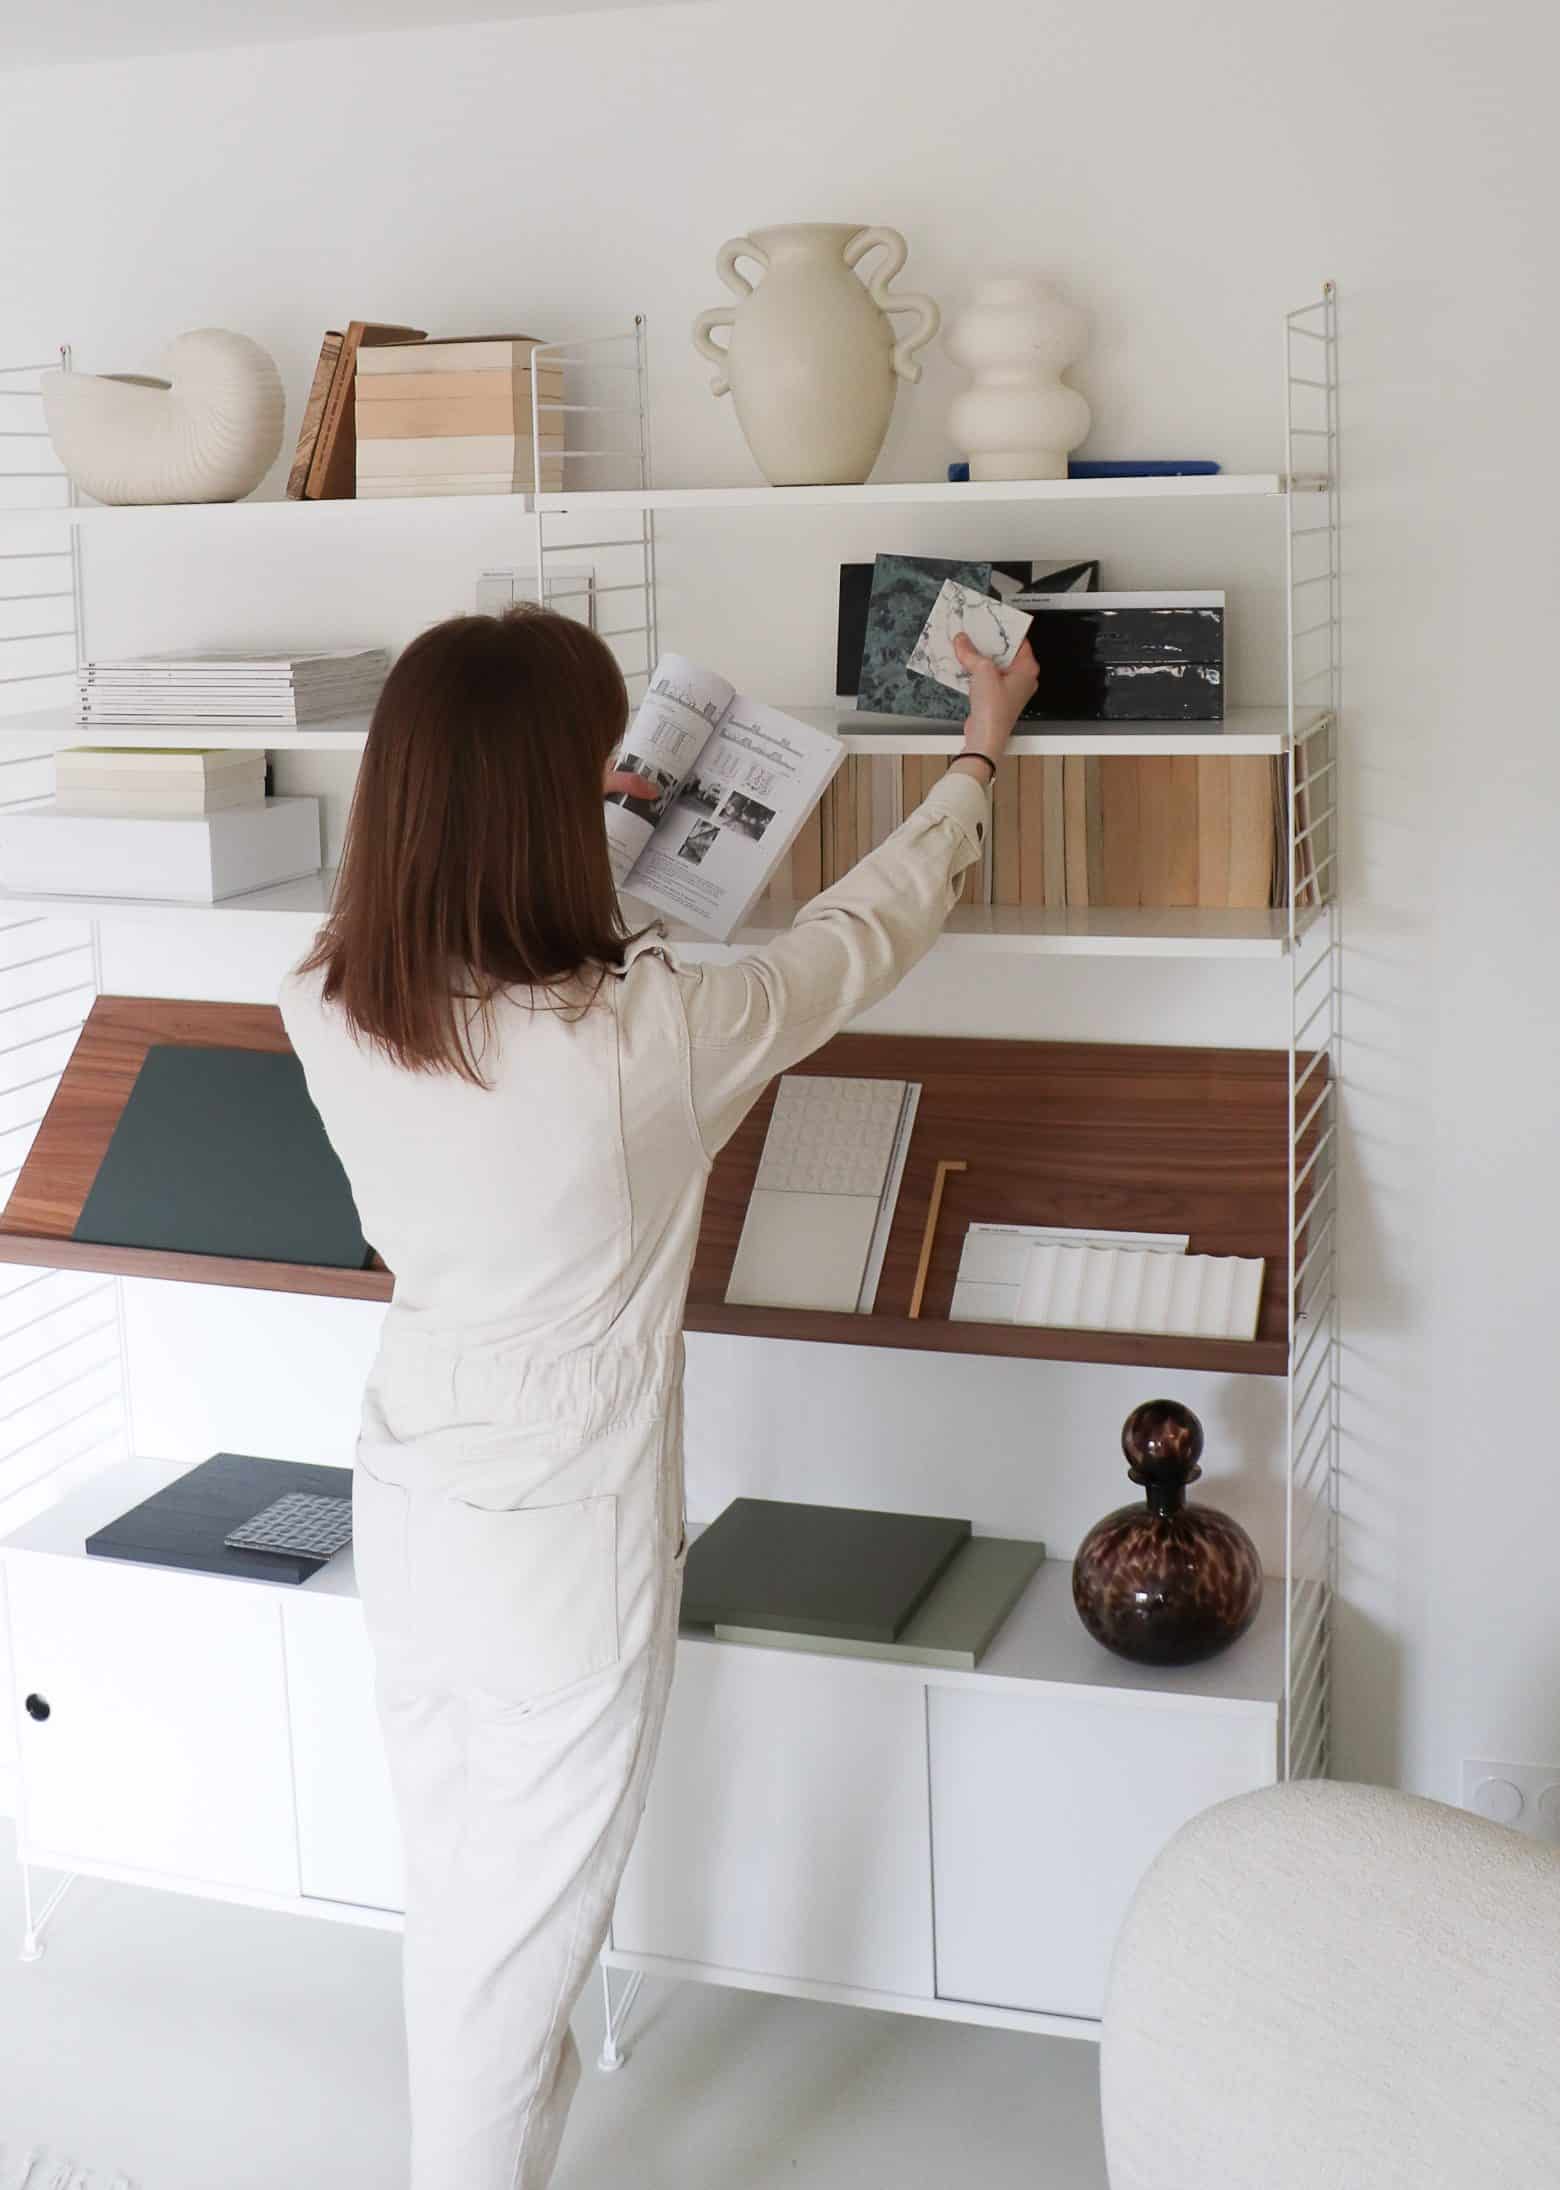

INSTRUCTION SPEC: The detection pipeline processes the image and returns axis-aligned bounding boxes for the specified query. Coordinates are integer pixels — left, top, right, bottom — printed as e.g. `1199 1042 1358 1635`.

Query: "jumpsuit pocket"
421 1492 621 1706
352 1455 412 1634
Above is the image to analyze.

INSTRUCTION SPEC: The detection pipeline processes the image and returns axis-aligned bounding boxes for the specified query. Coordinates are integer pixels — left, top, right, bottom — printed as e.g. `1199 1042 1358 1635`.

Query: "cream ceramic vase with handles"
693 223 940 486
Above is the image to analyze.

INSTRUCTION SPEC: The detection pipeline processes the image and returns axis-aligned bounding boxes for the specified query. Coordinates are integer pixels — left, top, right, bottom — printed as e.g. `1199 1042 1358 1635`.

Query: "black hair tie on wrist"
953 752 997 782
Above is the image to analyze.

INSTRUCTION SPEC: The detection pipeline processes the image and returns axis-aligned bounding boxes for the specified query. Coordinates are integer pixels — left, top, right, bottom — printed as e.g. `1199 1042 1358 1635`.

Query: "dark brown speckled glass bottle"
1073 1399 1262 1667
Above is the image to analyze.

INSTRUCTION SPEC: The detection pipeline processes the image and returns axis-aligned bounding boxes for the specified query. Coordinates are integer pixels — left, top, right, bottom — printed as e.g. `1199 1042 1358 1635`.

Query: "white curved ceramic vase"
693 223 940 487
945 277 1091 482
41 329 286 505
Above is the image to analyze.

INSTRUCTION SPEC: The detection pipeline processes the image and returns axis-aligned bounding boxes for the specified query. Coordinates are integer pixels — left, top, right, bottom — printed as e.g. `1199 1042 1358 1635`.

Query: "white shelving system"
0 291 1341 2041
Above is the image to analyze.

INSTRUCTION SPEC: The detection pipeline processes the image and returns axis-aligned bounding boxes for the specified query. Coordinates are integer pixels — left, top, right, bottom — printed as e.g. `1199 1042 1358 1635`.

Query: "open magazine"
605 655 845 940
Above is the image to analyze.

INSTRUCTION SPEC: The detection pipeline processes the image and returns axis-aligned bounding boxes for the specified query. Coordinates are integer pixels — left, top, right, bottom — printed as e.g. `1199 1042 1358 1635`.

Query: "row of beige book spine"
772 753 1308 912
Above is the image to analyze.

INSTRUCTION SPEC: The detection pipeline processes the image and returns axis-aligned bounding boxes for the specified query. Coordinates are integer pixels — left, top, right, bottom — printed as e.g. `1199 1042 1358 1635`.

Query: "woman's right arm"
673 635 1038 1156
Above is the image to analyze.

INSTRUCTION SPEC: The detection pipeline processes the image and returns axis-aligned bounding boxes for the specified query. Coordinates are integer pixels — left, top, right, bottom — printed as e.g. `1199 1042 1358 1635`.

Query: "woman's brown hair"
301 607 631 1083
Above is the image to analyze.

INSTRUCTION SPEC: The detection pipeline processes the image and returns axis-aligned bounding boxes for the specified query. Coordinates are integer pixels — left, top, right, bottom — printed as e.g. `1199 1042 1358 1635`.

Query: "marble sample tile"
908 580 1034 696
856 554 992 719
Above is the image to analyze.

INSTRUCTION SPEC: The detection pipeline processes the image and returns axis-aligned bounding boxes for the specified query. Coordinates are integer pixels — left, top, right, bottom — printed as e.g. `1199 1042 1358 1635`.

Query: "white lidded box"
54 746 267 816
0 796 321 904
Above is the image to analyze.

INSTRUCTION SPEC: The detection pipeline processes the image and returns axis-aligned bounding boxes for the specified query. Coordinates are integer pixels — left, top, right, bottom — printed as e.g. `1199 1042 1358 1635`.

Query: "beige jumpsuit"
279 767 989 2190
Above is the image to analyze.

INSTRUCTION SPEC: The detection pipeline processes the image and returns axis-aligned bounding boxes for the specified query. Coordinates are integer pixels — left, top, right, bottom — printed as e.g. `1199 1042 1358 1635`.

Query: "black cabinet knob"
23 1694 49 1723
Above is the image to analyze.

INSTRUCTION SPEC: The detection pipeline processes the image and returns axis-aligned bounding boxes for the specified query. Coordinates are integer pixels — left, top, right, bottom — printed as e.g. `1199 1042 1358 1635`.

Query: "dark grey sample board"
73 1043 370 1269
682 1496 972 1643
855 555 993 720
85 1451 355 1584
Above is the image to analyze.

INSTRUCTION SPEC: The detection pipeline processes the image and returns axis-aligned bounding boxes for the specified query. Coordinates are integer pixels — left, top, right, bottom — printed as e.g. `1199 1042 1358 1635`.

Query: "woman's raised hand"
952 632 1040 767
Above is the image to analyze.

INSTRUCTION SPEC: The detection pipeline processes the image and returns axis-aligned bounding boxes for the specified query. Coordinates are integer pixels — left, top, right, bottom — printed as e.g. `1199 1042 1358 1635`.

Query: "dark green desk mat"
73 1043 369 1271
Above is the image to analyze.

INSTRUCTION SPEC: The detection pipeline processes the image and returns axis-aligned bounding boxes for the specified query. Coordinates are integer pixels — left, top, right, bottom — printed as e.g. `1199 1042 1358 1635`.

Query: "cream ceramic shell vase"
41 329 286 505
946 277 1091 482
693 223 940 486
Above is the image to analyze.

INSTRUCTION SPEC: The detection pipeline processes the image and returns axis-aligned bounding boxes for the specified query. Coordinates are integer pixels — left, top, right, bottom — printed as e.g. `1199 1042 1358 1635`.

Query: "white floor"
0 1825 1107 2189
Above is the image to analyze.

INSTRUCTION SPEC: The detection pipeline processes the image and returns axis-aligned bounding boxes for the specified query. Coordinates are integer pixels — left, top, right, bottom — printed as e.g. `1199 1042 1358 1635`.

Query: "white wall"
1 0 1555 1801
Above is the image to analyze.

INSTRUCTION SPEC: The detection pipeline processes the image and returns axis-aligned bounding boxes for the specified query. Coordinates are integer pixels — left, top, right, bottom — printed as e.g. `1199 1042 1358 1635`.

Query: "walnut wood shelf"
0 997 392 1304
0 1006 1317 1374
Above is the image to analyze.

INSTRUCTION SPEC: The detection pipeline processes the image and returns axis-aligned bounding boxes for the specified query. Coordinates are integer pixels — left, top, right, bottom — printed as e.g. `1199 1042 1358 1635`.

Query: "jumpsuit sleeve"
675 767 991 1156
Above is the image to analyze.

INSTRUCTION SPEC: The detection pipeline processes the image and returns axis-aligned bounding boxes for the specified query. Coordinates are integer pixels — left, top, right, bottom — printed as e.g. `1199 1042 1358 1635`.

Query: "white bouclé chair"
1101 1780 1560 2189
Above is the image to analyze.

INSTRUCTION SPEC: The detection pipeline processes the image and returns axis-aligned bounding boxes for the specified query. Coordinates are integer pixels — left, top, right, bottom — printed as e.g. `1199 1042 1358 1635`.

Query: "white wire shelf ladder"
1283 285 1341 1782
530 321 658 698
0 349 130 1958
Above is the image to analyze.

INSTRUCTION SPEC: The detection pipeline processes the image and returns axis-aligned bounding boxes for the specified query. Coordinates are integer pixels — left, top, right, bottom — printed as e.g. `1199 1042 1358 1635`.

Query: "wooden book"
1167 755 1200 907
356 335 548 375
856 749 874 868
286 333 343 500
1085 756 1106 906
304 321 427 501
1063 756 1089 907
1018 756 1046 907
900 757 919 837
993 756 1021 906
791 804 823 903
957 758 985 905
1228 756 1276 908
355 394 540 440
1136 757 1174 907
1100 757 1141 905
356 365 564 407
1197 757 1232 909
870 753 900 850
1042 756 1066 910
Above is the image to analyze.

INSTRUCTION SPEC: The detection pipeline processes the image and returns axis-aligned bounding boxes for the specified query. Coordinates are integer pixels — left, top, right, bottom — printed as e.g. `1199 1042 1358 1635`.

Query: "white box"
0 797 321 904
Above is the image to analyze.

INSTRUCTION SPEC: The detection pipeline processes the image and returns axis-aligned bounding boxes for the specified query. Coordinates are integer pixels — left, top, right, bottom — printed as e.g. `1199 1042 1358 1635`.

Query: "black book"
85 1452 354 1584
682 1497 972 1644
73 1043 370 1271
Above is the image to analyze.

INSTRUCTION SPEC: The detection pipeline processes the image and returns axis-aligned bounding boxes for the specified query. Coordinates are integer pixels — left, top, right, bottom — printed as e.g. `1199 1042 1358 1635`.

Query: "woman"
280 607 1038 2190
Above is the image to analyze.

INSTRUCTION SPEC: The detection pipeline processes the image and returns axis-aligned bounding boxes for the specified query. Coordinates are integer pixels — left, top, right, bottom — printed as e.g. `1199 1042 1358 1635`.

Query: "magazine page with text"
607 657 845 941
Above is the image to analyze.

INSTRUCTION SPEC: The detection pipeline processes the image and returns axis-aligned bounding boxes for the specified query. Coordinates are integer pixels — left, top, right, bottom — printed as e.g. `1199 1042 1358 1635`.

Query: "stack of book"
76 649 388 729
770 751 1295 912
355 336 565 498
682 1497 1047 1672
55 746 267 815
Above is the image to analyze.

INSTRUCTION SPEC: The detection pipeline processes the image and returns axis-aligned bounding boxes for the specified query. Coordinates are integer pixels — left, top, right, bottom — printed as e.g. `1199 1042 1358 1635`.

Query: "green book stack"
714 1535 1046 1671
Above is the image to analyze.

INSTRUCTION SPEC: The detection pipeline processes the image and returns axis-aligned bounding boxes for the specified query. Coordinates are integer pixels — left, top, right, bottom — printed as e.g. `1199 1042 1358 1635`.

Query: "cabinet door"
929 1688 1277 2023
281 1595 404 1912
5 1553 299 1897
614 1642 934 1999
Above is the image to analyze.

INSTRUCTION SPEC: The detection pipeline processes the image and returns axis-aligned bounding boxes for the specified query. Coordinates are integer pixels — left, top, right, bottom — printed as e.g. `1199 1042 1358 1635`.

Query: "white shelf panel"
5 1460 1283 1705
817 706 1320 757
0 706 374 751
0 867 1318 957
666 903 1315 961
0 869 337 929
0 704 1323 760
0 490 534 541
0 470 1327 543
536 473 1301 514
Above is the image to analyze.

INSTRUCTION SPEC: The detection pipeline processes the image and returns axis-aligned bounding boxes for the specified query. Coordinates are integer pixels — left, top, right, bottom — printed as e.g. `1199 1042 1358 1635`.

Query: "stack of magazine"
76 648 389 728
682 1497 1047 1672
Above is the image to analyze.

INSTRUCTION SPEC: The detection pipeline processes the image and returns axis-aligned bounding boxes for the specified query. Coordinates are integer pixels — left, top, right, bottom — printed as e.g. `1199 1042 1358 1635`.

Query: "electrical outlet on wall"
1461 1759 1560 1842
